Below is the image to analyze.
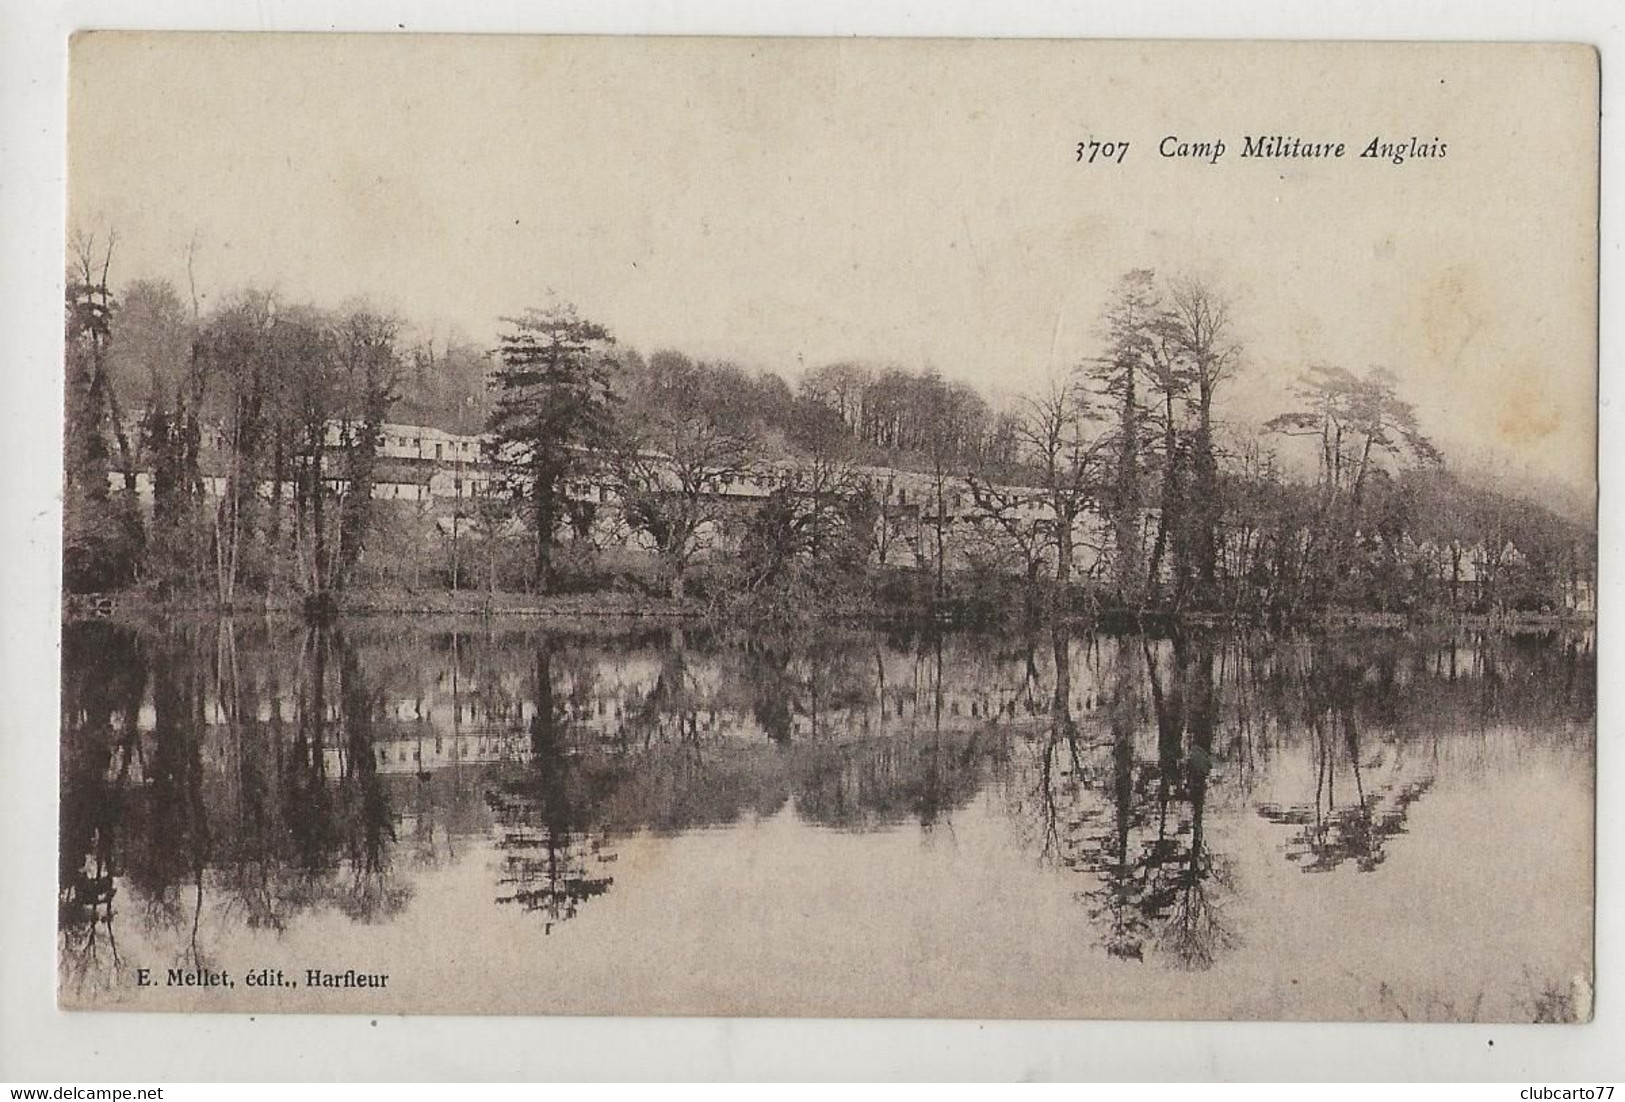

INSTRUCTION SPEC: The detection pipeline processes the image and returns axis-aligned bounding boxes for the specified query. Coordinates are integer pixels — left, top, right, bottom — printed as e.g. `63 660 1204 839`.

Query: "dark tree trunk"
1056 509 1075 588
267 434 286 599
533 467 555 594
338 416 383 589
308 425 326 594
1191 391 1220 608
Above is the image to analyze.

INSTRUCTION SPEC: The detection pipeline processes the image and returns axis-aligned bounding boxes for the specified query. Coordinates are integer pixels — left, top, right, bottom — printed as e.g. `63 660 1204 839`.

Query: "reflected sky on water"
59 618 1594 1020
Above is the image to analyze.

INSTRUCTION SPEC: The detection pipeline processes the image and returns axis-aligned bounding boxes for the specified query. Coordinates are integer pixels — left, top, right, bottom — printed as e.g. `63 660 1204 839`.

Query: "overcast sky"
69 34 1597 494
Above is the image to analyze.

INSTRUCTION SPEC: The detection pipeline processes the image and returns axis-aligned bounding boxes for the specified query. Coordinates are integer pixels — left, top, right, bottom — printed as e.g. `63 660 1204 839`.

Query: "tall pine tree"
1088 269 1160 608
485 305 617 593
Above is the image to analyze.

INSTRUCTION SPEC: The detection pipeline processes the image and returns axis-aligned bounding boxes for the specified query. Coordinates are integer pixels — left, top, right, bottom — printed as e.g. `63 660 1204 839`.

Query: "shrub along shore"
65 571 1595 634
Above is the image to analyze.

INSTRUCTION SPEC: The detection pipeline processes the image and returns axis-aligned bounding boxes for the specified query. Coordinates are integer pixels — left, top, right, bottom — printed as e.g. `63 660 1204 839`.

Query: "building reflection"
59 618 1593 987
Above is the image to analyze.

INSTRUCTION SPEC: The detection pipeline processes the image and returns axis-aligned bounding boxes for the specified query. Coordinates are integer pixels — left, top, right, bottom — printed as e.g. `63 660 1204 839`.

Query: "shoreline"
63 588 1597 634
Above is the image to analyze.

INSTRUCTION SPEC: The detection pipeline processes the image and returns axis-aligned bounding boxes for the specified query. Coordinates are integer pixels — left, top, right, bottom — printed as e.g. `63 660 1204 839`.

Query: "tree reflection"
1256 643 1436 874
794 632 997 832
59 621 408 989
1156 638 1236 969
59 617 1589 985
488 635 616 933
59 624 146 996
125 631 214 969
1077 634 1150 960
333 632 410 921
1020 630 1237 969
743 638 796 744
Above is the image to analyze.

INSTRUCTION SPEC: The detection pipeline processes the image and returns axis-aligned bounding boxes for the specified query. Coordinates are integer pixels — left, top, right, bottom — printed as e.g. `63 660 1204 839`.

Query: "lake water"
59 618 1595 1021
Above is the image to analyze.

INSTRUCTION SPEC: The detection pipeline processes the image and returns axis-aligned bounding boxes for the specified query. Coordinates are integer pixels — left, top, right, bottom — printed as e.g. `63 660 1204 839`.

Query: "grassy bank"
66 582 1595 635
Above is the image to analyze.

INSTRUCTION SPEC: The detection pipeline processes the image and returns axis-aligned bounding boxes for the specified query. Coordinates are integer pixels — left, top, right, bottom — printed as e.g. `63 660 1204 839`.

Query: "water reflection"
1011 628 1237 968
59 617 1595 1015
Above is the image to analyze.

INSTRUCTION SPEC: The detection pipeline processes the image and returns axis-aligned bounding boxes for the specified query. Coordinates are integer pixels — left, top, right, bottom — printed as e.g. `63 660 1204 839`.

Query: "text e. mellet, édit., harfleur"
137 966 390 989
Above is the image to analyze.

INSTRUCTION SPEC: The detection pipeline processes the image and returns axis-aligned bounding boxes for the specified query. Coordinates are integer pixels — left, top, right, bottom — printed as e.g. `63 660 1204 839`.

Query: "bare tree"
1020 379 1104 588
963 476 1053 591
967 378 1104 601
616 410 753 598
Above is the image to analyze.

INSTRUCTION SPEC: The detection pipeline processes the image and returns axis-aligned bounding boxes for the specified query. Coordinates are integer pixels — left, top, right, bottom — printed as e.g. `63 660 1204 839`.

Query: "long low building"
97 413 1594 608
108 414 1095 548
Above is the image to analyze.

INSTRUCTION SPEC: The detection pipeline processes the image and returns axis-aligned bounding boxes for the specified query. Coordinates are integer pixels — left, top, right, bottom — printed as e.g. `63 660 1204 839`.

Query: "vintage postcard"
60 34 1597 1020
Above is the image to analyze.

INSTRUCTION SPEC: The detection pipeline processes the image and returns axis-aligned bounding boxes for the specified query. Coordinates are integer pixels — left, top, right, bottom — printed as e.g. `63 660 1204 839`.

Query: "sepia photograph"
56 33 1597 1023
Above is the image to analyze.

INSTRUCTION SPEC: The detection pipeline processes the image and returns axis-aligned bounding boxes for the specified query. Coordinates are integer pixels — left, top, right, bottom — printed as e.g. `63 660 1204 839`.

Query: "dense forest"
63 233 1595 622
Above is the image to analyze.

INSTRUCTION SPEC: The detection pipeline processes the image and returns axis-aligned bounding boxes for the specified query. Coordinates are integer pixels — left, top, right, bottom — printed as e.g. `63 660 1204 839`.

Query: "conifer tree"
485 305 617 593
